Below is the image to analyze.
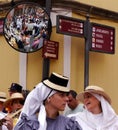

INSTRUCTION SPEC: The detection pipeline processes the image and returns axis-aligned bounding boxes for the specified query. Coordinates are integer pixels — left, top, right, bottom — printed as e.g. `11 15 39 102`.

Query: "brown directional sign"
42 40 59 59
90 23 115 54
56 15 84 37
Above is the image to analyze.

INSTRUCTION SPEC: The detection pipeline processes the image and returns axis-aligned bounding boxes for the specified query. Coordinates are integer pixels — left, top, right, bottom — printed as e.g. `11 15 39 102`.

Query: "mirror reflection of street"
4 2 51 53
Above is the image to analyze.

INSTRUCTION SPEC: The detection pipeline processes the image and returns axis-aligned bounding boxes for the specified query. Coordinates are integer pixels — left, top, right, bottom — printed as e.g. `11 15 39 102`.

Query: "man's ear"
47 97 51 103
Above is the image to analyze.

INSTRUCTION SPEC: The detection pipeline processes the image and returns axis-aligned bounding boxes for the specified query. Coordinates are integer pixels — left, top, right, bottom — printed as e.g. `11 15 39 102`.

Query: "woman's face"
83 92 101 114
49 92 69 111
11 99 23 112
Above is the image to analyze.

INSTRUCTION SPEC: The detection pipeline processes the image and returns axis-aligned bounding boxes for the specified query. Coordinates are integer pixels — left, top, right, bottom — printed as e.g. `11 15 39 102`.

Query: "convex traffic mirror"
3 2 51 53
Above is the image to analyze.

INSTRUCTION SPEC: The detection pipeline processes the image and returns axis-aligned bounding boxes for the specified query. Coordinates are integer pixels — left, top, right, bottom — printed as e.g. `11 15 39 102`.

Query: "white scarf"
20 82 56 130
69 94 118 130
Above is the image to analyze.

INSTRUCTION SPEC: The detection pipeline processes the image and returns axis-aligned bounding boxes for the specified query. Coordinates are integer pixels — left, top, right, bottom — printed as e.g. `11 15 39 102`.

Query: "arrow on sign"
44 52 57 58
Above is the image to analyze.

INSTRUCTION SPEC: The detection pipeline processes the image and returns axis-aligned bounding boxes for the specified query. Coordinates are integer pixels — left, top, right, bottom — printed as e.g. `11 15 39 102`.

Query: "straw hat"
0 92 7 102
4 92 24 107
43 72 69 92
77 85 111 104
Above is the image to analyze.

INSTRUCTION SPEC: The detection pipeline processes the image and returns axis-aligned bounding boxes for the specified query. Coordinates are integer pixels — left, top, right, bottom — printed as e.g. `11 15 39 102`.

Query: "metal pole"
42 0 52 80
84 15 91 89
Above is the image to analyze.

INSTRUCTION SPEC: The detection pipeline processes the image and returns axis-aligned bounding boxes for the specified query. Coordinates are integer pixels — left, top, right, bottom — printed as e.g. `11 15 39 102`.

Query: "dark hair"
68 90 77 99
9 83 22 93
20 89 30 105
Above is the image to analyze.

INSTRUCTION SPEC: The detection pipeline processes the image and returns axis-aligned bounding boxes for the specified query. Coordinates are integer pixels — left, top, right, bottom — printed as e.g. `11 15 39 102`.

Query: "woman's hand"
3 116 13 130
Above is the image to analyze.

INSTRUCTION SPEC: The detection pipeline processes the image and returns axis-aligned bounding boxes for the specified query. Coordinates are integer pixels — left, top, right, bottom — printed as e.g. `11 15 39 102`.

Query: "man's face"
48 92 69 111
67 94 77 110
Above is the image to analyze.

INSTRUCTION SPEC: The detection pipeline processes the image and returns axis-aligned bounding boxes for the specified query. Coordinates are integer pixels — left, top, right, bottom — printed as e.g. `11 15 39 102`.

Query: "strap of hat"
44 89 53 102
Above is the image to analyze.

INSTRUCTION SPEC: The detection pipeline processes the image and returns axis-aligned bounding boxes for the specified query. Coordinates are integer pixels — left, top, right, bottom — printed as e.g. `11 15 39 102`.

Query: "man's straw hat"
43 72 69 92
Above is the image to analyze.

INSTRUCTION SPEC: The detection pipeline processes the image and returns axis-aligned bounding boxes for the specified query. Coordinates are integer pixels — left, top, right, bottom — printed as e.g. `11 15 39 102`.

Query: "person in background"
63 90 84 116
68 85 118 130
0 116 13 130
20 89 30 105
8 83 23 96
4 92 24 127
0 92 7 116
14 72 82 130
0 92 13 130
3 83 23 114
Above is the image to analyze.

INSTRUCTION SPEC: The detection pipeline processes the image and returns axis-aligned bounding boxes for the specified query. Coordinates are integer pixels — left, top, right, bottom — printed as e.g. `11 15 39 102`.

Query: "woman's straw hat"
77 85 111 104
4 92 24 107
43 72 69 92
0 92 7 102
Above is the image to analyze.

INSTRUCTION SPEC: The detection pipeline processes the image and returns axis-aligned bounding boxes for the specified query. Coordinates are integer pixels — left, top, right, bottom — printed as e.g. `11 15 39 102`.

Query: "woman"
0 92 13 130
14 72 82 130
69 85 118 130
4 92 24 127
4 93 24 114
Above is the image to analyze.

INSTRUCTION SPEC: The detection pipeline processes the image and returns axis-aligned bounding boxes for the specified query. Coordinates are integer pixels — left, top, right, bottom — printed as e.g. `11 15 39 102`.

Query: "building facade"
0 0 118 113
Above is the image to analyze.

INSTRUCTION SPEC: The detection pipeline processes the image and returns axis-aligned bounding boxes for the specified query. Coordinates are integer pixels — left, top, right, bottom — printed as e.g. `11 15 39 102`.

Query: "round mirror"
3 2 52 53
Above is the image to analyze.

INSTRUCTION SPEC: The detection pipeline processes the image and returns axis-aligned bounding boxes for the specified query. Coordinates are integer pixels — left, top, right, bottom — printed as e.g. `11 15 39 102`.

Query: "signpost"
90 23 115 54
57 15 84 37
56 15 115 89
42 0 52 80
42 40 59 59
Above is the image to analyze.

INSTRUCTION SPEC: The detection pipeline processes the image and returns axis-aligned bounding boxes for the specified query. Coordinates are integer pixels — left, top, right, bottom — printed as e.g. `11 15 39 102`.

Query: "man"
8 83 23 96
14 72 82 130
63 90 84 116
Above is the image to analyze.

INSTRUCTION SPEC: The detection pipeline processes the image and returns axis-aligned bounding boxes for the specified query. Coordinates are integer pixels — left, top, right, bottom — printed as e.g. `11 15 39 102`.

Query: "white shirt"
0 111 8 130
63 103 84 116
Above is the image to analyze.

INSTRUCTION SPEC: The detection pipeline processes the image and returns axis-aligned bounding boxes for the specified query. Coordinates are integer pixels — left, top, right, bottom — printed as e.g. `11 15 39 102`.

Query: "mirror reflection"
3 2 51 53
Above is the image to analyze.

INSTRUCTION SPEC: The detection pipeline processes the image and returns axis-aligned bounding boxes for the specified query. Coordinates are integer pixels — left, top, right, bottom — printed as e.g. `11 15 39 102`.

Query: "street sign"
56 15 84 37
90 23 115 54
42 40 59 59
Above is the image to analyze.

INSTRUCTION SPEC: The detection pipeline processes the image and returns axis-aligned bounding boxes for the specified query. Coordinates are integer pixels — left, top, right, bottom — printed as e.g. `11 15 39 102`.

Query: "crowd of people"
0 72 118 130
0 83 30 130
4 4 49 52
